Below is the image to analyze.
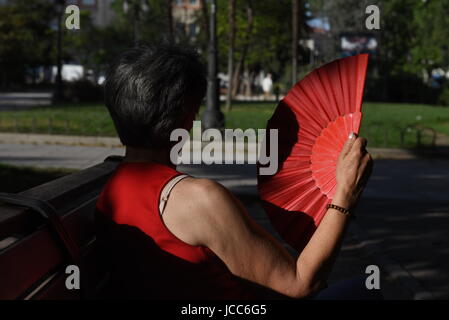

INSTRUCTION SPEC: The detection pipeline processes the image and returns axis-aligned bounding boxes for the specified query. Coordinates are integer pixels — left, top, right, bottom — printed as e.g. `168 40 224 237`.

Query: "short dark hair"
104 44 207 149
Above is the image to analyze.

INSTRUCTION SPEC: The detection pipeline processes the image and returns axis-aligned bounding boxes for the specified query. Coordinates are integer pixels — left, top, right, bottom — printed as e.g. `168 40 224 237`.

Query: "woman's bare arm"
162 134 373 298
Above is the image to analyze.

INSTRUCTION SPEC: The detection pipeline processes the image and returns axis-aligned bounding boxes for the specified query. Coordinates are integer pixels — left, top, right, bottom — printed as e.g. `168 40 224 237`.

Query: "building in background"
172 0 202 40
66 0 116 27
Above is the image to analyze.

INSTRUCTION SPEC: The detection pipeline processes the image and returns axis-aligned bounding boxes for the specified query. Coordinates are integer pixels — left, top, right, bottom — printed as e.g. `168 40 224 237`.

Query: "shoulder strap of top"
159 174 189 216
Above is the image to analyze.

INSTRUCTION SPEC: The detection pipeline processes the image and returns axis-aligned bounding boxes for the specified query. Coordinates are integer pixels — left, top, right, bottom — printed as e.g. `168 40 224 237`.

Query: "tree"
64 11 130 81
199 0 210 42
231 0 253 97
408 0 449 76
214 0 309 97
166 0 174 43
225 0 236 111
110 0 173 46
0 0 54 87
292 0 300 85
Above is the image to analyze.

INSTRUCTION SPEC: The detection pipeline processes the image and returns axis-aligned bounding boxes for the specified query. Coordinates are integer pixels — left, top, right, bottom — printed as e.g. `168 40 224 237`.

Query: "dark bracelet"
326 203 352 217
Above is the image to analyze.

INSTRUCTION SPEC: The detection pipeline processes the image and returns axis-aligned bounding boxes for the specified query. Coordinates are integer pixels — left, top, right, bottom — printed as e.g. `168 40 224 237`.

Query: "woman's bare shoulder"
161 176 237 246
173 177 230 205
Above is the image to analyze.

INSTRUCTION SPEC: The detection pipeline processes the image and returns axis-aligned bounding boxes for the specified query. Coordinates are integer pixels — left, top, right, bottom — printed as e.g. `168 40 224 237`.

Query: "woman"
96 44 376 300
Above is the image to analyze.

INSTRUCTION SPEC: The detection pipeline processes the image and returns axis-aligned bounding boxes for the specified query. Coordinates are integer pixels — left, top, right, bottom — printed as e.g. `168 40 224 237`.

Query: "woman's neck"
123 146 174 168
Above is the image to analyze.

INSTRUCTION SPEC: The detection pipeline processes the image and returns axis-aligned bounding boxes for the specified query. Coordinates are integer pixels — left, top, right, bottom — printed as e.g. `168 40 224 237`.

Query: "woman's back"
95 162 279 299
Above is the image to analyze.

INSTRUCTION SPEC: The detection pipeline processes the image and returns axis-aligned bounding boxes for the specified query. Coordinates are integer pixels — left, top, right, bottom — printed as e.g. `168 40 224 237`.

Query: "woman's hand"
334 133 373 210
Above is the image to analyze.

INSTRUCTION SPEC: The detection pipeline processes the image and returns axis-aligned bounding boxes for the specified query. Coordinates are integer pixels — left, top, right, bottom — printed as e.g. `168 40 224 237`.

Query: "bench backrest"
0 156 121 300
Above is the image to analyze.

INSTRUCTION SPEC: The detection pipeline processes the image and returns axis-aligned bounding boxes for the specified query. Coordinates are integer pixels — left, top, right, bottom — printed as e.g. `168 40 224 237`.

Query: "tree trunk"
200 0 210 42
166 0 174 43
243 68 252 97
225 0 237 112
232 0 253 98
292 0 300 85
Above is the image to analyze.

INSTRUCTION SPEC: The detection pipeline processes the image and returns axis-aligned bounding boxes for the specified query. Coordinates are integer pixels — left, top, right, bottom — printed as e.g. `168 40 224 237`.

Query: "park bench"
0 156 122 300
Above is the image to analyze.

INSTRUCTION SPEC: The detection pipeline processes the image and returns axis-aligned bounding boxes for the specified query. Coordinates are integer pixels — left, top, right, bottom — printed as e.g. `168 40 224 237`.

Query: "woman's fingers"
340 132 358 158
352 137 367 154
335 135 372 209
357 152 373 181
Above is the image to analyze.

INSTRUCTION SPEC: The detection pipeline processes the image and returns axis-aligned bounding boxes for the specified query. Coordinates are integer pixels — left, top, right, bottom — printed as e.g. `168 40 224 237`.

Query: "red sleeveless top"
95 162 276 299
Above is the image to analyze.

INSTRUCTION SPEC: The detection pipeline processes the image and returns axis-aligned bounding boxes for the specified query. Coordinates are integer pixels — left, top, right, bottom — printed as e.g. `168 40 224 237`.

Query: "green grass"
0 163 76 193
0 102 448 148
0 103 116 136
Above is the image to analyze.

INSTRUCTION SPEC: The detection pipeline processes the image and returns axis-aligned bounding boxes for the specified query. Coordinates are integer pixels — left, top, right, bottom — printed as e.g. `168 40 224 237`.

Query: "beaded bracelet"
326 203 351 216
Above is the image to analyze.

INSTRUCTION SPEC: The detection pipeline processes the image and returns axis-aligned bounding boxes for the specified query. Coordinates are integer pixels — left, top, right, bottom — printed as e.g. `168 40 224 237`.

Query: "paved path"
353 159 449 299
0 143 124 169
178 161 449 300
1 142 448 299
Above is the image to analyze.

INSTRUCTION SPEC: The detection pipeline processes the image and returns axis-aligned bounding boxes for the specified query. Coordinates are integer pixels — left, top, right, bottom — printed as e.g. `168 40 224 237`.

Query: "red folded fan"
257 54 369 252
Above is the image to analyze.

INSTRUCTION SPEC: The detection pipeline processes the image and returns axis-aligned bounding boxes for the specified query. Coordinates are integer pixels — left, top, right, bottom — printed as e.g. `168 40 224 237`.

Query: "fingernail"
348 132 355 139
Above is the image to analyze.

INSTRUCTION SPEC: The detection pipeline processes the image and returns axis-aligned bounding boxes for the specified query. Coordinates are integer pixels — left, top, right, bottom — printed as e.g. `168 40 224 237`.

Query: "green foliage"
214 0 309 88
64 10 129 77
379 0 449 76
0 0 55 86
437 82 449 107
109 0 172 45
63 79 104 103
408 0 449 74
377 0 417 75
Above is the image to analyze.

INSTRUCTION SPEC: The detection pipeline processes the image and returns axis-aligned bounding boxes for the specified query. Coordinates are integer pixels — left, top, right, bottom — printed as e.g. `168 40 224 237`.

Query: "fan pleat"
328 62 346 118
298 132 316 146
310 159 336 169
352 111 362 133
296 124 320 142
297 79 328 125
294 188 324 214
321 177 337 196
291 141 314 153
257 54 368 251
312 142 338 157
295 84 330 127
344 113 353 136
340 62 351 115
287 105 323 137
327 184 337 198
343 58 356 112
302 192 328 219
334 117 348 149
322 120 342 146
268 165 311 177
311 197 331 224
271 181 315 208
266 171 312 192
288 89 327 132
317 68 340 121
282 154 311 165
307 74 334 123
283 183 318 210
355 55 368 112
316 171 337 195
262 170 310 187
313 168 334 186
